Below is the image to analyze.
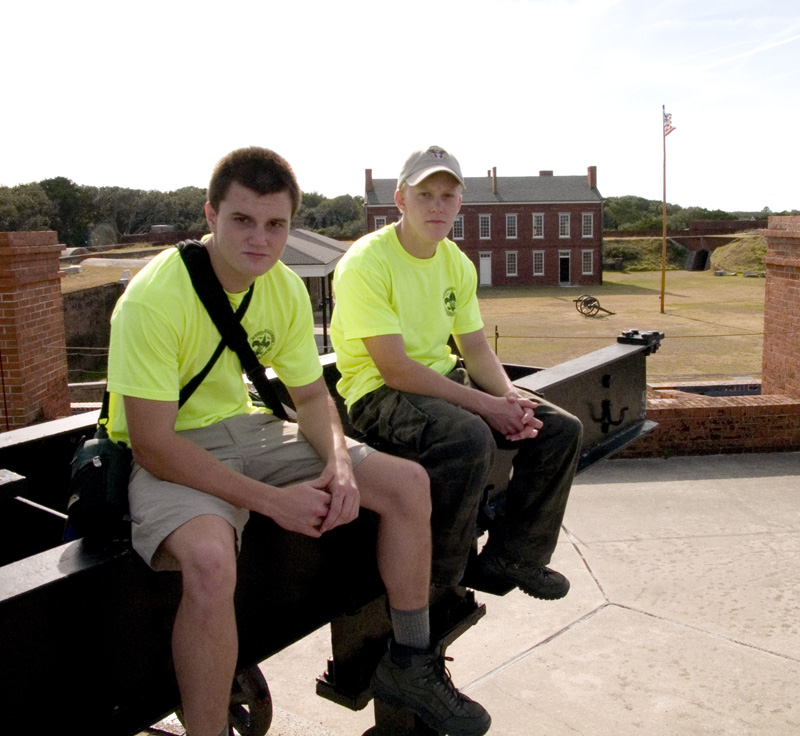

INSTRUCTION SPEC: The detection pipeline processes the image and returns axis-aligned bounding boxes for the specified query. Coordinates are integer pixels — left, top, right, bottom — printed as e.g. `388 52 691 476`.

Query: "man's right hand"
264 477 335 538
479 393 539 440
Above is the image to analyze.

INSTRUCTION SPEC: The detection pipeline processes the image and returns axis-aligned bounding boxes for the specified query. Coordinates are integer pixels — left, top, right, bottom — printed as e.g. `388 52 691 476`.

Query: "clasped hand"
489 391 542 441
271 461 361 538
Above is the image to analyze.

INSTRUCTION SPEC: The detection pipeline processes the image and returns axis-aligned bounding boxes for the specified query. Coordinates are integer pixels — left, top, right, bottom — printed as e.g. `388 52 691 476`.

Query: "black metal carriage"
0 332 662 736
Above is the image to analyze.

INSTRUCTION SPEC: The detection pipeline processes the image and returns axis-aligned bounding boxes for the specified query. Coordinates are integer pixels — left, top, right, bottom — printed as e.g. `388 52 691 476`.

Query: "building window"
374 216 387 230
506 214 518 239
452 215 464 240
532 213 544 238
479 214 491 239
582 249 594 275
582 213 593 238
533 250 545 276
506 251 518 277
559 213 570 238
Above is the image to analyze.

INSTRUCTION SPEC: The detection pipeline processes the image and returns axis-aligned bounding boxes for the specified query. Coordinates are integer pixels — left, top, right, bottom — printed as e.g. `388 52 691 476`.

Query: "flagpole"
660 105 668 314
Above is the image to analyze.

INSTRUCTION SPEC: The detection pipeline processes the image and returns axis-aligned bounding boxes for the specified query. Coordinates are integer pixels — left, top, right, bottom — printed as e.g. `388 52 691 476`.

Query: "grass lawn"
478 270 766 382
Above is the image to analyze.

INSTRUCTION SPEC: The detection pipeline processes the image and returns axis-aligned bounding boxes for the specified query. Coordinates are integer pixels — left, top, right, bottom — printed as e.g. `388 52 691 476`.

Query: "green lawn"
478 270 766 382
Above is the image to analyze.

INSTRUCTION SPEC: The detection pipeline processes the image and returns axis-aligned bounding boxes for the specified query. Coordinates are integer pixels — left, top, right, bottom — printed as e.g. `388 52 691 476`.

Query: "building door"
559 250 571 285
479 252 492 286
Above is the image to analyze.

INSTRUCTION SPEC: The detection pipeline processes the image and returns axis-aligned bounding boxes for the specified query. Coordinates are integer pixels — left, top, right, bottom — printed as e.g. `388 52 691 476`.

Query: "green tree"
297 194 365 239
165 186 208 231
0 183 56 232
40 176 94 245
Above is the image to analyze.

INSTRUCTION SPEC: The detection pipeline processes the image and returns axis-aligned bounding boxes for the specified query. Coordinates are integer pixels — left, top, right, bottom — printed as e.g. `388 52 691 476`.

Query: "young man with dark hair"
331 145 582 602
106 147 490 736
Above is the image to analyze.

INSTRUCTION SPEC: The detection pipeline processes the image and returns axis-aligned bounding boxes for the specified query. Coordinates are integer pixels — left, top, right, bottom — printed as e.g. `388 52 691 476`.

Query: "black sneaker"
470 554 570 600
371 640 491 736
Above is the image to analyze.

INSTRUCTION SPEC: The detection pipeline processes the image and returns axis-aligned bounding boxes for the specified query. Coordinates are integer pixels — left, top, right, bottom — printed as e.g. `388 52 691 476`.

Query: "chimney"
587 165 597 189
539 170 553 176
365 168 374 192
492 167 497 194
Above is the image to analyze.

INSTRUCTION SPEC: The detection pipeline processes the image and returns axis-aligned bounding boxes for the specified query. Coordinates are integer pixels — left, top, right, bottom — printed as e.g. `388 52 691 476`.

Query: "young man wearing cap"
331 146 583 602
106 147 491 736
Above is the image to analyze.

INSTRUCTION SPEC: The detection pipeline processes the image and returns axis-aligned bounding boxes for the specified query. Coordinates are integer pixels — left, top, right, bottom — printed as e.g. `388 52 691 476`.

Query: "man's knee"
538 403 583 447
166 517 238 602
358 453 432 522
442 409 495 458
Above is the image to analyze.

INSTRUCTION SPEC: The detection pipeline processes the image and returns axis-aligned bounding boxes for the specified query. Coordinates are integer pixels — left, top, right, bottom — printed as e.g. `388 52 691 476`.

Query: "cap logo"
428 146 447 159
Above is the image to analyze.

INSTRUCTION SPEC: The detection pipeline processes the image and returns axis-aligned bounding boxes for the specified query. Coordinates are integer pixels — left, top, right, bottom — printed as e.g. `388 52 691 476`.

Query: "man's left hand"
318 458 361 533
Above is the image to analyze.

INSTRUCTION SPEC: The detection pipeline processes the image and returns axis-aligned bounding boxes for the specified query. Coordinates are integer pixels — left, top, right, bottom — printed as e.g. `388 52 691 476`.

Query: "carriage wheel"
576 295 600 316
229 666 273 736
582 297 600 316
176 665 273 736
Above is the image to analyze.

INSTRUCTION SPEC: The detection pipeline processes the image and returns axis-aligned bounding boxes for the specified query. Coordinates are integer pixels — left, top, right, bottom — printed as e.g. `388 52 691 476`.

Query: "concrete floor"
147 451 800 736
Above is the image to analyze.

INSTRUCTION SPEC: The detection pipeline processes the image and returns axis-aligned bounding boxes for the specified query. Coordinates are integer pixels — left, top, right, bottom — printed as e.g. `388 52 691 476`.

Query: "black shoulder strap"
177 241 290 420
178 287 252 408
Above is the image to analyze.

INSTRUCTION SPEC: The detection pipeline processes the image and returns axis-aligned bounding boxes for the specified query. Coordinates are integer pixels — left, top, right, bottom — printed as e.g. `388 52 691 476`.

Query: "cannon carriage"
0 331 662 735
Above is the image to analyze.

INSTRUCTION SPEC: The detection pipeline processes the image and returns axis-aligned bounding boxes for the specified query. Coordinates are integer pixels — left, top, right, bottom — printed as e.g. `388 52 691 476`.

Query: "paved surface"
145 451 800 735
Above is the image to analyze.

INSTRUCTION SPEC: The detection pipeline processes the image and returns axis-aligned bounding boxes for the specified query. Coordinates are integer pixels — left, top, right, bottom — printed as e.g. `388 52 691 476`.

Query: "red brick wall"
0 231 70 429
762 216 800 397
616 391 800 458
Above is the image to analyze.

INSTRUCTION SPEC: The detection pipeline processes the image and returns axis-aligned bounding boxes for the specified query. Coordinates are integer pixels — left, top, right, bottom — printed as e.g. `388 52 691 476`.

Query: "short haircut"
207 147 302 217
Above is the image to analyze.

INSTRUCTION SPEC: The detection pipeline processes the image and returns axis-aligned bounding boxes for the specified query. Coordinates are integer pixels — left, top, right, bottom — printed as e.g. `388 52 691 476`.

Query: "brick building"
364 166 604 287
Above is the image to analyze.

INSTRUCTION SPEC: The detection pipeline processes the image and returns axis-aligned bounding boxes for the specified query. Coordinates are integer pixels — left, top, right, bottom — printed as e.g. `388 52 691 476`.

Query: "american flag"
663 106 676 137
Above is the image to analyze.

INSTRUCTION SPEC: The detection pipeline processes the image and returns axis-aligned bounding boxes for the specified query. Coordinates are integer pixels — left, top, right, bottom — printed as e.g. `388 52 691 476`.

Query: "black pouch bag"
66 403 132 542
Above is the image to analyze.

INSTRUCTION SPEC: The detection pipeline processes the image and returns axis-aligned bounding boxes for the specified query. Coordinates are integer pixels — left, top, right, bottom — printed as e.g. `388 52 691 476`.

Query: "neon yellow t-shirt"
106 246 321 444
331 223 484 409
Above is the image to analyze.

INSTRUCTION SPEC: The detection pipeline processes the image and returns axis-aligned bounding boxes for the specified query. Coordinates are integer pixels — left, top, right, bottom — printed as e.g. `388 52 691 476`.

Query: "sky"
2 0 799 212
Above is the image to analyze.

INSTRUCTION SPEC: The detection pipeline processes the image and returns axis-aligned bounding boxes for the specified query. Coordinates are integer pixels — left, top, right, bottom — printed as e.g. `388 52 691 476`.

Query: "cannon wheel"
230 666 273 736
575 295 600 316
176 665 273 736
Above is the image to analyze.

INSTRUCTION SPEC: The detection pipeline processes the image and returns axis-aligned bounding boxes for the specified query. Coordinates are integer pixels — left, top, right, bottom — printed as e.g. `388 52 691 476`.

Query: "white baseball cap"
397 146 465 189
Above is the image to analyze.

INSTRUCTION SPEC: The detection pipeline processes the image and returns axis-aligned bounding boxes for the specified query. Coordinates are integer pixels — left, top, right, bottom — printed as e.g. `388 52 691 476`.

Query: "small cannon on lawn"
574 294 615 317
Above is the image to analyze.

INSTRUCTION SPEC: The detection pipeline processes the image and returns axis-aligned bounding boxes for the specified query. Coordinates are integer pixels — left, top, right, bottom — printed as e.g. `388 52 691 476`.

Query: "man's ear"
205 202 217 232
394 188 406 213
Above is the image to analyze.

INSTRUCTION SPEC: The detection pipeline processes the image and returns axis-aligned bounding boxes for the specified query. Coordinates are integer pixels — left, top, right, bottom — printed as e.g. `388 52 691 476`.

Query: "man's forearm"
131 431 279 514
294 391 351 466
381 356 494 415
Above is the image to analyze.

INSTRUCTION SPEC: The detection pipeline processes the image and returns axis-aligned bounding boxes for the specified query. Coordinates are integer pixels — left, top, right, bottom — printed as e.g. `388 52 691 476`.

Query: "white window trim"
374 216 387 230
506 213 518 239
559 213 570 238
452 214 464 240
582 212 593 238
479 214 491 240
532 213 544 239
533 250 545 276
582 249 594 275
505 250 518 277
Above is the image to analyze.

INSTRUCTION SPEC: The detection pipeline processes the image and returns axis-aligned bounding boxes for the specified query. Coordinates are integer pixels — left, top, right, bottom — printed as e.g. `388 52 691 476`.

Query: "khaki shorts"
128 412 374 570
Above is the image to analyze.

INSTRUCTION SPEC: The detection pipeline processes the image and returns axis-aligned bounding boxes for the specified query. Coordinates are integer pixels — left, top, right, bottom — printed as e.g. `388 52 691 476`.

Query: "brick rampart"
0 231 70 429
616 389 800 458
619 215 800 457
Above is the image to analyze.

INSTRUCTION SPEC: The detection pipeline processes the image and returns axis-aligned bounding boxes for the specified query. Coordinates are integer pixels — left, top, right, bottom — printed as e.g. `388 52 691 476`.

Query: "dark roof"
366 175 603 206
279 229 349 275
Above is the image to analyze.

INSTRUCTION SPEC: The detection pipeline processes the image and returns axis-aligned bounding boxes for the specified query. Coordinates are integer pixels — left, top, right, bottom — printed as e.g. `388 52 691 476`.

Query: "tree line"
1 176 796 246
602 195 797 231
0 177 366 246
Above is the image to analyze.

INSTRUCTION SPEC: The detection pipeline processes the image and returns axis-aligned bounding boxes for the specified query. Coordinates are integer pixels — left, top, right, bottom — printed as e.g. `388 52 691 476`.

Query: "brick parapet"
617 390 800 458
0 231 70 430
762 216 800 398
